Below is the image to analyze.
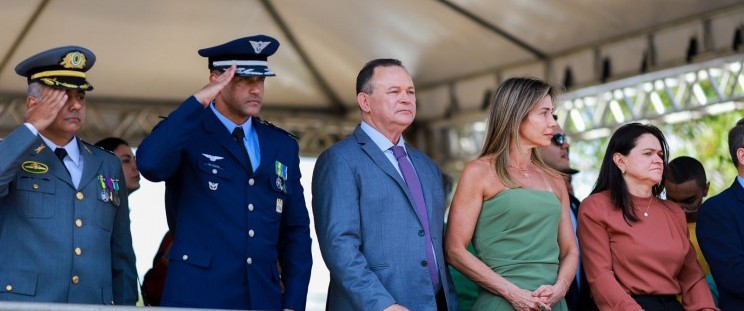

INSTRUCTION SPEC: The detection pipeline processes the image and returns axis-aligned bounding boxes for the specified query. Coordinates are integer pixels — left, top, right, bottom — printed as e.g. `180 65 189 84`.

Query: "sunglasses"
552 133 567 146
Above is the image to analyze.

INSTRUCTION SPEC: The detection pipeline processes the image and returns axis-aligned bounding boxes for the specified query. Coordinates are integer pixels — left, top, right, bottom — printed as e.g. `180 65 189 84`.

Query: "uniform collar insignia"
35 144 46 154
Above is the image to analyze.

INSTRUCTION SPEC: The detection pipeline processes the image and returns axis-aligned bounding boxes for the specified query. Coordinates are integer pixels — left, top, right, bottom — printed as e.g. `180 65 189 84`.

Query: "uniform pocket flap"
0 269 38 296
167 243 212 268
16 176 55 194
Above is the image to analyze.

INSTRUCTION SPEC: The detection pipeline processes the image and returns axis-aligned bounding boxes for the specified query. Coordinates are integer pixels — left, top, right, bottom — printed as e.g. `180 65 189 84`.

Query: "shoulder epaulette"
256 117 298 140
81 140 115 155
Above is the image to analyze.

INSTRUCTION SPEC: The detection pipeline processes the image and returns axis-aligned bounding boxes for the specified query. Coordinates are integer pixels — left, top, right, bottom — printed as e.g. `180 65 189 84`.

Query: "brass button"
5 285 11 291
75 219 83 228
75 192 84 200
72 276 79 284
74 247 82 256
248 229 255 237
182 255 188 261
248 178 255 186
212 169 218 174
248 204 254 211
246 257 252 265
32 184 39 190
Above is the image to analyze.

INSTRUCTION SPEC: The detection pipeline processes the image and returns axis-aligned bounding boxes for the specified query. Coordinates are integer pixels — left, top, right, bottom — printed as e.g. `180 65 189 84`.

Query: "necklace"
509 164 529 177
641 197 653 217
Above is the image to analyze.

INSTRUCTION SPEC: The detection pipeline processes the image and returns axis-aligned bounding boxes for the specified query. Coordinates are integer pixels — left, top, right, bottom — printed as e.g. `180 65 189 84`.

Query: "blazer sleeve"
0 125 38 198
697 193 744 297
278 140 313 310
136 96 204 182
577 196 643 311
674 210 717 310
110 162 138 305
311 149 397 311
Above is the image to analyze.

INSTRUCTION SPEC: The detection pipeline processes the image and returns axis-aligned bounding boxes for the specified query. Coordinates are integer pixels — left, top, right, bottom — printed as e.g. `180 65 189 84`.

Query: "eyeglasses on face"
552 133 567 146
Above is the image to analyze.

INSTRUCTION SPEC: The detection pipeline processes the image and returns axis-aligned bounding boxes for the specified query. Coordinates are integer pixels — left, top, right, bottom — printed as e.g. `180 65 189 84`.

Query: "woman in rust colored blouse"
577 123 717 311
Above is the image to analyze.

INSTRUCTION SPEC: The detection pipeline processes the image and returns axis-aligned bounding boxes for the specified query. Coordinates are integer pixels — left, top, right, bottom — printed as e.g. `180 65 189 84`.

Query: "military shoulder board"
256 117 298 140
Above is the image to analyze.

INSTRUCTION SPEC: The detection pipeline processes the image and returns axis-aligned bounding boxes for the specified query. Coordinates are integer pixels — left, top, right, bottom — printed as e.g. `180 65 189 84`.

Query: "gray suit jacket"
312 126 458 311
0 125 137 304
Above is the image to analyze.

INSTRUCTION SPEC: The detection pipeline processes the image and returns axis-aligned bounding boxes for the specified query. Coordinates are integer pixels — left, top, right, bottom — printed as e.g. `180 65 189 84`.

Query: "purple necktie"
390 146 439 290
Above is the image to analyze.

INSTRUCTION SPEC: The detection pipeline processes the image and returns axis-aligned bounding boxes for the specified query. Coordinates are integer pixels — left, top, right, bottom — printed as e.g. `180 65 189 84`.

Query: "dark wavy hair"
591 123 669 224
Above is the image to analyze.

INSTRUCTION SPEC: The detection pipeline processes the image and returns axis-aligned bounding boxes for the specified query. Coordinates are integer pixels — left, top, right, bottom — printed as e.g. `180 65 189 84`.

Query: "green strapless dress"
471 188 567 311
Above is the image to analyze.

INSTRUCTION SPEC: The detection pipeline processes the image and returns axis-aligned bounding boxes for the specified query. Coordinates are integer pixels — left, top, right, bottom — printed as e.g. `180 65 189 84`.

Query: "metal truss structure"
0 96 360 157
427 53 744 173
1 54 742 162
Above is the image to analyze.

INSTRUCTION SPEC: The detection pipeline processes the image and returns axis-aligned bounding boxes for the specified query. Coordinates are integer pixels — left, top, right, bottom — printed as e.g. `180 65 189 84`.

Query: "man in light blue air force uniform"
136 35 312 310
0 46 138 305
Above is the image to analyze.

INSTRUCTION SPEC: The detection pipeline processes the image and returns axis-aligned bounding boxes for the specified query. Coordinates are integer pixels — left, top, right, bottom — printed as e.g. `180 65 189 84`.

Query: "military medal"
275 161 288 193
112 179 121 207
105 177 114 202
98 175 110 202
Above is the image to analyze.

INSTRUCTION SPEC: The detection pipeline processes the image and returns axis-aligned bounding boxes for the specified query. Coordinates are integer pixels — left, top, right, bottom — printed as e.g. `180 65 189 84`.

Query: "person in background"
665 156 718 305
312 58 459 311
136 35 312 310
95 137 140 195
95 136 172 306
0 46 137 304
697 118 744 310
446 76 578 311
539 123 599 311
578 123 716 310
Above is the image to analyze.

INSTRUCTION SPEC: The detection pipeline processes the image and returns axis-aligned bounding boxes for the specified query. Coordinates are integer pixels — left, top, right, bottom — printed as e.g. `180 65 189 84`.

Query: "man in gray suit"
312 59 458 311
0 46 137 304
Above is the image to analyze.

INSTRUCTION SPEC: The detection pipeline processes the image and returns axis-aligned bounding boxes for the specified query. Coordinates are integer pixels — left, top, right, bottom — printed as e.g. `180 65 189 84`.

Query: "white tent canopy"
1 0 743 149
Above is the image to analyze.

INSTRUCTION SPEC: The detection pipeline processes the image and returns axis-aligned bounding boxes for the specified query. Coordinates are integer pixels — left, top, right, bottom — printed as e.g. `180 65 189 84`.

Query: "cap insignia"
249 41 271 54
59 51 86 69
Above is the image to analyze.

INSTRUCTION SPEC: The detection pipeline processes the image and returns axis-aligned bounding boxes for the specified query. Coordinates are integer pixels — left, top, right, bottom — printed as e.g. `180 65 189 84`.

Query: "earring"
621 169 626 175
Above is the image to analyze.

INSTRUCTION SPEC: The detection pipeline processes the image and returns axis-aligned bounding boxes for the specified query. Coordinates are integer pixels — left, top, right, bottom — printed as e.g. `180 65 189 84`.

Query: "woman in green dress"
445 77 578 311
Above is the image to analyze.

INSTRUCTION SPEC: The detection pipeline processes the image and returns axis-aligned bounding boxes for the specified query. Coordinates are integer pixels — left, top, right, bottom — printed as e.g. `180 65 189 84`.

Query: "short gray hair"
27 82 45 98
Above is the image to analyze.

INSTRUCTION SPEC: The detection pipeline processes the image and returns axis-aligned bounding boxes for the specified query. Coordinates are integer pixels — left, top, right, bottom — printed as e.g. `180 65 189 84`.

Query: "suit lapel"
253 118 277 178
78 140 102 190
202 109 252 172
354 127 420 219
32 141 74 188
408 146 435 222
731 180 744 203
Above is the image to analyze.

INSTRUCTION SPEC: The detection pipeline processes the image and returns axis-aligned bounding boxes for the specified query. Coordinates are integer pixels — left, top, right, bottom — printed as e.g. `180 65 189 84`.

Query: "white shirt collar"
39 135 81 166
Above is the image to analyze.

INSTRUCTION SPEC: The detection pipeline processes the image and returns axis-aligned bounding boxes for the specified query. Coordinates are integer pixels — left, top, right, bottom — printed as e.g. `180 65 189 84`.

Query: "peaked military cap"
198 35 279 77
15 45 96 91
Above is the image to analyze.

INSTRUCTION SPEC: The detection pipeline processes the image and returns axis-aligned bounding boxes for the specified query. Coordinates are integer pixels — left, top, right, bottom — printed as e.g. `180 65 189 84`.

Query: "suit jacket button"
72 276 80 284
248 178 255 186
74 247 82 256
421 260 428 267
248 204 254 211
248 229 255 237
75 219 83 227
182 254 189 261
75 192 84 200
246 257 253 265
5 285 11 291
418 230 425 237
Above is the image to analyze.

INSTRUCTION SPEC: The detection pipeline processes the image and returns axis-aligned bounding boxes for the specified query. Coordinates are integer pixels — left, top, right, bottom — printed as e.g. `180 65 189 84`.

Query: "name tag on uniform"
275 198 283 213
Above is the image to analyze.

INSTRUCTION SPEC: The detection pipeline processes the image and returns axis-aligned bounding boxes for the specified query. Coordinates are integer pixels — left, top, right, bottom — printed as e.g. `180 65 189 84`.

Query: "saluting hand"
24 87 67 132
194 63 237 107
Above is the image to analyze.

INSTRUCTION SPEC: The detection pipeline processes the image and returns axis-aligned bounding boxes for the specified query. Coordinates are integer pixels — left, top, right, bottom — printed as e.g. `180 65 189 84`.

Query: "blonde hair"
480 77 561 188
